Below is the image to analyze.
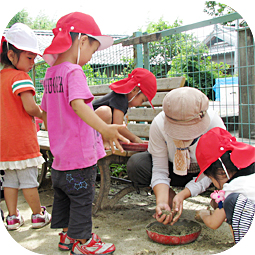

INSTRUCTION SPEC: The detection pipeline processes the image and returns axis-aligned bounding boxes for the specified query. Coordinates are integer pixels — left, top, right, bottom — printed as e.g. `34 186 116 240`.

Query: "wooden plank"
89 84 111 95
122 32 162 46
127 108 162 122
89 77 185 97
127 123 150 138
156 77 185 91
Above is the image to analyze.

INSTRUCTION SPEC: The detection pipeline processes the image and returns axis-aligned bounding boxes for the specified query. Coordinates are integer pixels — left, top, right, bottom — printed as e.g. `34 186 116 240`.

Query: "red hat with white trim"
195 127 255 182
43 12 113 66
109 68 157 108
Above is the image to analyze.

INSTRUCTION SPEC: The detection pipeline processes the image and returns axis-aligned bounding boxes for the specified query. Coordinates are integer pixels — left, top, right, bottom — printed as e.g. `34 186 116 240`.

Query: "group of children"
0 11 254 255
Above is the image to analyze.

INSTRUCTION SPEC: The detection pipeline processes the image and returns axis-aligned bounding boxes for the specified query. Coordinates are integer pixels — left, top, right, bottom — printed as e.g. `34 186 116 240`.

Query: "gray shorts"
2 167 39 189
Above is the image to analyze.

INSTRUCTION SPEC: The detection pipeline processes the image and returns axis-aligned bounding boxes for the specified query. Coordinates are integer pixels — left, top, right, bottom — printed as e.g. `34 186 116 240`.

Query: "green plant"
109 163 127 178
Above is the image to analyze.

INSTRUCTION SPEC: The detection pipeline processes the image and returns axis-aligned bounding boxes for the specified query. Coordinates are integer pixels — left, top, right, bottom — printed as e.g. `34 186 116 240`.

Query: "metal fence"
33 12 255 145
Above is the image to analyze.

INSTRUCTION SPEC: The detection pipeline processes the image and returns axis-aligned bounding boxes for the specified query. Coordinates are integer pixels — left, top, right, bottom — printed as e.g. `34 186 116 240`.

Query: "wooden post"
238 27 255 139
133 32 143 68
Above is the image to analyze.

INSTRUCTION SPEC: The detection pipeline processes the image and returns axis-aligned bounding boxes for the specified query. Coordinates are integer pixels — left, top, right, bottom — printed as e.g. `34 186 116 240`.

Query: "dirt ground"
0 177 237 255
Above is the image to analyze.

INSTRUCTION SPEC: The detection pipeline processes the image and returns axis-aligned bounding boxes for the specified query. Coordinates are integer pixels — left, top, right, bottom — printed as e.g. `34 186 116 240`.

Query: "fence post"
238 27 255 139
133 32 143 68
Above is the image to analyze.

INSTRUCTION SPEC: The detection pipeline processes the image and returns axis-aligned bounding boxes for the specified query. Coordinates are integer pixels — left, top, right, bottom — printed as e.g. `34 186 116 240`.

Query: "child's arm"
113 108 143 143
197 208 226 230
42 110 47 131
20 91 43 119
71 99 129 152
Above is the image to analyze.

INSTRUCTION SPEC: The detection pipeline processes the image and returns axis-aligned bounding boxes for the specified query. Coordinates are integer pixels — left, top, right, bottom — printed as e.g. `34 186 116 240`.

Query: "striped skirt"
225 193 255 243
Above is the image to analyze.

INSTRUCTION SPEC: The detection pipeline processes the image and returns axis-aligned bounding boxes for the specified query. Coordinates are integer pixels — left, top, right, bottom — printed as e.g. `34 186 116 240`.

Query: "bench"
37 76 185 214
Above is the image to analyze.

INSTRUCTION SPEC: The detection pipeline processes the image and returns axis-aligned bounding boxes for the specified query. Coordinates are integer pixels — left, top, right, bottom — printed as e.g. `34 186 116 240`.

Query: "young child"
195 127 255 244
93 68 157 143
0 23 51 230
41 12 129 254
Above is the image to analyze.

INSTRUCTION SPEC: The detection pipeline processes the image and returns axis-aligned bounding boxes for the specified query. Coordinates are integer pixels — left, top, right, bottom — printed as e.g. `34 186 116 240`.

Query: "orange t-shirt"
0 69 41 162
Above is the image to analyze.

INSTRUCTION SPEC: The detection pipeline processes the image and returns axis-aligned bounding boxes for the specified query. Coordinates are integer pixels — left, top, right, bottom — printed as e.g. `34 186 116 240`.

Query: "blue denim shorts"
50 165 97 240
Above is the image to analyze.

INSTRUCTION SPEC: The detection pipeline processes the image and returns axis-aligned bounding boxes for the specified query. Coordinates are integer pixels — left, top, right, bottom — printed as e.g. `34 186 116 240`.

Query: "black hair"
70 32 98 45
0 41 23 66
204 151 238 187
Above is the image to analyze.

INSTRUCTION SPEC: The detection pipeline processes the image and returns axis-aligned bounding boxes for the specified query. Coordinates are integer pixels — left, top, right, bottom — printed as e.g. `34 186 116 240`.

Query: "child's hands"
195 209 211 222
101 124 130 153
133 136 144 143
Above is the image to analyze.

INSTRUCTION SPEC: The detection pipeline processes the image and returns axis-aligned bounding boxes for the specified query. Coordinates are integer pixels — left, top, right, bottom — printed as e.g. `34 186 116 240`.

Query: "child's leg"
22 188 42 215
17 167 43 215
3 187 18 216
95 106 112 124
2 170 19 216
64 166 97 243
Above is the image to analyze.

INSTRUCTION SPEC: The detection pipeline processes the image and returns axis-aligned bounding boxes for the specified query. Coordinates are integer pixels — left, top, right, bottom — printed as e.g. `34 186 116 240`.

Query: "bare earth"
1 177 235 255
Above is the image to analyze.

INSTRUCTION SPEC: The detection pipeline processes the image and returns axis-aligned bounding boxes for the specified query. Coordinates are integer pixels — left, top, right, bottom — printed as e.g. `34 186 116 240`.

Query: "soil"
146 220 201 236
1 177 236 255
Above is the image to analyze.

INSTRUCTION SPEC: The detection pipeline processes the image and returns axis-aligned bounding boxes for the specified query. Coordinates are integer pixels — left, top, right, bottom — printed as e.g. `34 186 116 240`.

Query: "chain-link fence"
32 12 254 145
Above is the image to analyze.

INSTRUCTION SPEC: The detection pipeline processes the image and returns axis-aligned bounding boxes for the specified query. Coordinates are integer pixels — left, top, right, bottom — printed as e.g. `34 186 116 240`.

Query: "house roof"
3 29 132 65
203 24 237 56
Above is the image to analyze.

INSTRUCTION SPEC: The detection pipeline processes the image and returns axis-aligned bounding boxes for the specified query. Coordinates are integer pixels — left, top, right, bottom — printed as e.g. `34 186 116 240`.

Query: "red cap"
195 127 255 182
109 68 157 108
43 12 113 66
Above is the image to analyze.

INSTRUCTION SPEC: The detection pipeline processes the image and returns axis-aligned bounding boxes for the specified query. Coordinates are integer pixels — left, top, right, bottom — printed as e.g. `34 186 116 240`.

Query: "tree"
7 9 56 30
143 17 232 100
7 9 32 28
145 18 192 77
203 1 234 17
31 11 56 30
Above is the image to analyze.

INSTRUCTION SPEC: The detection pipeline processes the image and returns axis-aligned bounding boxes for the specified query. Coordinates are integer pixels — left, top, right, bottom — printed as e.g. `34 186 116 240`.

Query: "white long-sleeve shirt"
148 109 226 197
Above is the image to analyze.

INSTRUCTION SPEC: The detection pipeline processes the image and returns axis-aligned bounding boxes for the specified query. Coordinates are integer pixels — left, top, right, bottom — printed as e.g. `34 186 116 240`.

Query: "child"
195 127 255 244
41 12 129 254
93 68 157 143
0 23 51 230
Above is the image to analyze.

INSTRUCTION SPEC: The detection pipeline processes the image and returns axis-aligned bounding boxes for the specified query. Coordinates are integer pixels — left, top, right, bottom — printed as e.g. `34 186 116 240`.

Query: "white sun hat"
4 23 41 56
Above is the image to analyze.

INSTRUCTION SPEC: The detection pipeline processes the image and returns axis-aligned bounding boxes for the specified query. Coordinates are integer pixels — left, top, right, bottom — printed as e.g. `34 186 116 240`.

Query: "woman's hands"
154 203 173 224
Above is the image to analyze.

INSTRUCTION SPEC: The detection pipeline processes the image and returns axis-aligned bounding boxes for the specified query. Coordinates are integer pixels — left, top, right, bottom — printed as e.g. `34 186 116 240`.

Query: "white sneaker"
6 209 24 230
31 206 51 228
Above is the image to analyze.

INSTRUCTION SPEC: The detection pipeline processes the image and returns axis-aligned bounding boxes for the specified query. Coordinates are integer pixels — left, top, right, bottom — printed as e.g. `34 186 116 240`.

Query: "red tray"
120 141 148 151
146 220 201 245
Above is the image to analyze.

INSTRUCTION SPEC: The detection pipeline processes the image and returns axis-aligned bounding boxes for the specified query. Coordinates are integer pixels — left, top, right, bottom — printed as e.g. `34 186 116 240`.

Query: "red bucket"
146 220 201 245
119 141 148 151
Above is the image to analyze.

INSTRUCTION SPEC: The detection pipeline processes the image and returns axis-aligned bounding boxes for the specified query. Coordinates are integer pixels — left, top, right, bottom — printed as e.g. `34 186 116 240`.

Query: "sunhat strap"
128 90 141 103
77 33 81 65
218 157 230 179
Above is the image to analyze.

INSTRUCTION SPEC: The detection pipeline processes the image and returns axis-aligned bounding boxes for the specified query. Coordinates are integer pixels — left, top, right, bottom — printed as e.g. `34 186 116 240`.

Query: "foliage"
31 11 56 30
109 163 127 178
203 1 234 17
7 9 33 28
168 40 232 100
145 18 190 77
7 9 56 29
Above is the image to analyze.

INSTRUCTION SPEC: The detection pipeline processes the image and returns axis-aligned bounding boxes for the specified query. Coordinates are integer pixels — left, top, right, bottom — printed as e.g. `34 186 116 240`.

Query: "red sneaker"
70 234 115 255
58 232 76 251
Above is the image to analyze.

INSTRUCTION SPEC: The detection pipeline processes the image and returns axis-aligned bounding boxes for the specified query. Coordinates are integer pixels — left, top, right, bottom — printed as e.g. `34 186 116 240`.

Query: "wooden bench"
37 77 185 214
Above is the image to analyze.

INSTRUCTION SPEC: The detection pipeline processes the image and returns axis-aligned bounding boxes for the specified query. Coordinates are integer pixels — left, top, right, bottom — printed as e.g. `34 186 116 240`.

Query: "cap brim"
7 40 42 57
164 112 210 140
87 34 113 51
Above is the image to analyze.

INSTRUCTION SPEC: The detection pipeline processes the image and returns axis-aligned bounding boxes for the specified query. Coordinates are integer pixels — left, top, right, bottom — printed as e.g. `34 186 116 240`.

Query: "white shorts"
2 167 39 189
